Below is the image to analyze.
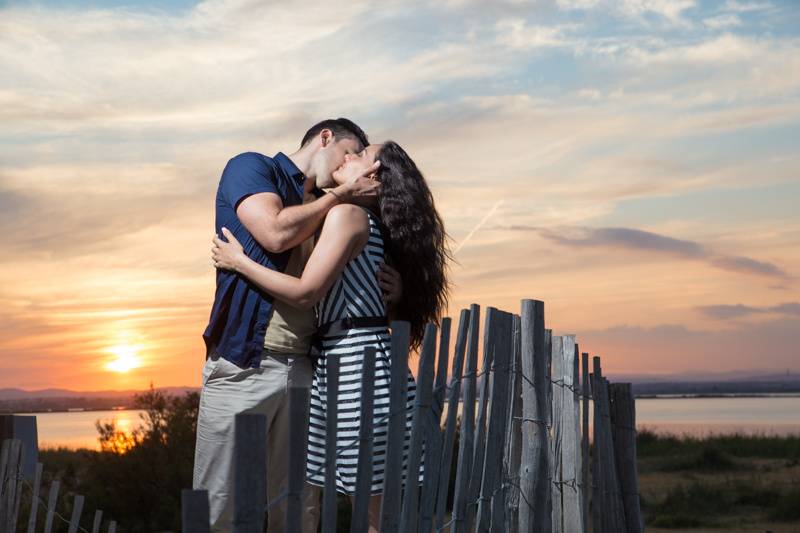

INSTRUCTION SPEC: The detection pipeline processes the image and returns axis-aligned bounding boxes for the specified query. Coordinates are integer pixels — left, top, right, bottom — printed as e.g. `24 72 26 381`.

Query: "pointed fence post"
451 304 480 533
609 383 643 533
399 324 437 532
467 307 498 529
322 351 341 533
379 321 412 533
67 494 84 533
286 386 311 533
233 413 267 533
91 509 104 533
350 347 377 533
43 480 60 533
435 309 470 530
478 310 513 532
504 314 523 533
182 489 210 533
581 353 590 533
26 462 43 533
519 299 548 533
420 317 451 532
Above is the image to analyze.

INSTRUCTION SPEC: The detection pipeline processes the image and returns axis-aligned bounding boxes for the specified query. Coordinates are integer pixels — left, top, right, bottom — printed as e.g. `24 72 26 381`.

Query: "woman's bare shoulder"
324 203 370 231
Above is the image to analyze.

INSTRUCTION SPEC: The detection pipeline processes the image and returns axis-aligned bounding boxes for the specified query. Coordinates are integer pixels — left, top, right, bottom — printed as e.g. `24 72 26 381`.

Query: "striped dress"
306 207 422 495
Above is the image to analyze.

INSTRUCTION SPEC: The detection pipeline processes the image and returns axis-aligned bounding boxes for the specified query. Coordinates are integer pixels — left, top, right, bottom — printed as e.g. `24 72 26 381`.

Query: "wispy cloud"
504 225 790 279
697 302 800 319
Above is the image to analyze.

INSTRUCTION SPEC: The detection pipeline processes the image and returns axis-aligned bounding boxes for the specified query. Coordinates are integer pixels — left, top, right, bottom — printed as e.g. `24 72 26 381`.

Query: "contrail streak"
454 200 504 255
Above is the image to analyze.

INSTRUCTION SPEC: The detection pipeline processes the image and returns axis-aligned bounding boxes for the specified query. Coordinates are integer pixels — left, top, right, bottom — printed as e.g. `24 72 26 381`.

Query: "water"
635 394 800 437
24 395 800 450
34 409 148 450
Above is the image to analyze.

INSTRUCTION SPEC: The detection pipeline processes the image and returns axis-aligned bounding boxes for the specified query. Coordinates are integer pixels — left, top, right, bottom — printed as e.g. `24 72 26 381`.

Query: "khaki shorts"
192 349 320 532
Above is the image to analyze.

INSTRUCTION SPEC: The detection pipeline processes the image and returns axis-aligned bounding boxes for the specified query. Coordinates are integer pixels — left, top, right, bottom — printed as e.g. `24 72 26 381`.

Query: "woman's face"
331 143 381 186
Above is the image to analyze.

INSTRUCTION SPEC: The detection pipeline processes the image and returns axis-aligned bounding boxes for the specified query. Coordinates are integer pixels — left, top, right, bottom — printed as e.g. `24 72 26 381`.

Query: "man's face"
331 144 380 186
313 135 363 189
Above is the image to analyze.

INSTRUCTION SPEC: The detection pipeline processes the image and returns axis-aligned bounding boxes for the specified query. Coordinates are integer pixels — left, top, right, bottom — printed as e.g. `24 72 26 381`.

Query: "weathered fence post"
43 479 60 533
286 387 311 533
573 343 583 533
0 415 38 481
580 352 590 533
0 438 23 532
181 489 210 533
591 359 626 533
551 336 564 532
435 309 470 529
551 335 582 533
519 299 547 533
451 304 480 533
92 509 104 533
67 494 85 533
399 323 437 532
420 317 451 532
504 314 523 533
467 307 499 530
233 413 267 533
322 348 341 533
27 462 43 533
350 347 377 533
379 321 411 533
609 383 643 533
479 310 513 532
544 328 554 533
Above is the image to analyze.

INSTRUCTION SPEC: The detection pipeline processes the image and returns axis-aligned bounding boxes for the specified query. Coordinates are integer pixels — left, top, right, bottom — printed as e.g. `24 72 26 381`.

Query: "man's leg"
193 353 285 532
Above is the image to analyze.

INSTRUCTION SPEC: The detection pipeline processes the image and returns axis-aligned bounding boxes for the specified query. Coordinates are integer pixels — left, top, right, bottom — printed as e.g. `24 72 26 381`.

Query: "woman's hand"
212 227 246 272
378 262 402 307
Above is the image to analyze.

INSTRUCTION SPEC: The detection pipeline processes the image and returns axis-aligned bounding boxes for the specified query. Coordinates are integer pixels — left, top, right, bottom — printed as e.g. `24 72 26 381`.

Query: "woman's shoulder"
324 204 371 235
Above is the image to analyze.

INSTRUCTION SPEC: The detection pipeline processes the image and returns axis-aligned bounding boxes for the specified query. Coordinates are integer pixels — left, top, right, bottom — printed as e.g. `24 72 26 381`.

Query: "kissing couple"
193 118 450 532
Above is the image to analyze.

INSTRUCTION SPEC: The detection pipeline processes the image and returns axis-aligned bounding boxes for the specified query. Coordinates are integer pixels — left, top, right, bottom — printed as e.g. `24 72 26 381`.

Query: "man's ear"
319 128 333 148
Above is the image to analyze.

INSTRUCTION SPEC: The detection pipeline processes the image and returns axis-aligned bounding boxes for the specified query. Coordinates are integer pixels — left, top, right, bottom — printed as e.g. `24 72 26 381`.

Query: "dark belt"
316 316 388 337
309 317 388 372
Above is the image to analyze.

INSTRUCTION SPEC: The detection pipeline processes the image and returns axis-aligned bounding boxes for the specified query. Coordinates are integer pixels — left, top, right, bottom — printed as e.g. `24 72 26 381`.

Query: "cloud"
703 13 742 29
697 302 800 319
509 225 789 279
618 0 697 25
495 19 579 50
580 317 800 373
723 0 773 13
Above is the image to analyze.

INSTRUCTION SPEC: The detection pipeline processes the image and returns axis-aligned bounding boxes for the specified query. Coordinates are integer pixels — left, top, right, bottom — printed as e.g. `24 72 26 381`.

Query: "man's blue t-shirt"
202 151 306 369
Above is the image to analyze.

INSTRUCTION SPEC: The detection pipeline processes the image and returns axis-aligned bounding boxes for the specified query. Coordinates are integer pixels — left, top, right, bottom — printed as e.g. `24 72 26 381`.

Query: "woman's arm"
213 204 369 310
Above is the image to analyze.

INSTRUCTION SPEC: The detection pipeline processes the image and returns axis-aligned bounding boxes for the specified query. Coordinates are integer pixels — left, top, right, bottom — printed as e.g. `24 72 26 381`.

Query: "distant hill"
606 370 800 396
0 386 198 400
0 386 199 413
607 369 800 383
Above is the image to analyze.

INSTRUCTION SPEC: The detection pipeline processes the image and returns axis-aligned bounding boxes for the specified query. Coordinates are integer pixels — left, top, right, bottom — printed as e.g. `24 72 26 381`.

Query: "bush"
33 385 200 533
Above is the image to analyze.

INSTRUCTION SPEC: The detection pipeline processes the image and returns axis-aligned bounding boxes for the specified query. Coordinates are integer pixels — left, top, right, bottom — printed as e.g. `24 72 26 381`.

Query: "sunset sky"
1 0 798 391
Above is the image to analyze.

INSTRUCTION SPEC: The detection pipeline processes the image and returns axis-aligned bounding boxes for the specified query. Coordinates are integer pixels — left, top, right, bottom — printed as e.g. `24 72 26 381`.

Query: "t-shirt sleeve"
219 152 280 209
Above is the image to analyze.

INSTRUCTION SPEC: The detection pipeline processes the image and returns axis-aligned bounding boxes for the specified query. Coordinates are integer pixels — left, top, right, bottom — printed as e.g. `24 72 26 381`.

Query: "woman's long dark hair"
376 141 451 350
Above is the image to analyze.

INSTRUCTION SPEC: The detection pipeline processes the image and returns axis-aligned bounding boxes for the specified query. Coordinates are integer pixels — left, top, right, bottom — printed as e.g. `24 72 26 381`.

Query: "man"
194 118 401 532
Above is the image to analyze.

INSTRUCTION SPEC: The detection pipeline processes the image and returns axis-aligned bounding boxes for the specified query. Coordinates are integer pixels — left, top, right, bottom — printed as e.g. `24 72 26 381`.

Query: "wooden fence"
182 298 643 532
0 432 118 532
0 298 644 532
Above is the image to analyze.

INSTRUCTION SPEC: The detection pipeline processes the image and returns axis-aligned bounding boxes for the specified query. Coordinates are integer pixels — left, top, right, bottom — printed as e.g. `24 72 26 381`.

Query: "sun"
105 343 143 373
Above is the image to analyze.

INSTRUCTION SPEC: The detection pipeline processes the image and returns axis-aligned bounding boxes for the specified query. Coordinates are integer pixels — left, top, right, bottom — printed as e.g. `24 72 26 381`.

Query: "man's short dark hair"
300 118 369 149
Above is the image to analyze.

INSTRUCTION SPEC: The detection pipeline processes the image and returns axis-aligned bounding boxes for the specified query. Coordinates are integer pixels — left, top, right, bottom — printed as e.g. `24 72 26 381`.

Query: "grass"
637 430 800 530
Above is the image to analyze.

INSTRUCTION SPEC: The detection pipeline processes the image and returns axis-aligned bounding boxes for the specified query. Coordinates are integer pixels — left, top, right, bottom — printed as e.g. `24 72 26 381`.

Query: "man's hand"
333 161 381 204
377 261 402 308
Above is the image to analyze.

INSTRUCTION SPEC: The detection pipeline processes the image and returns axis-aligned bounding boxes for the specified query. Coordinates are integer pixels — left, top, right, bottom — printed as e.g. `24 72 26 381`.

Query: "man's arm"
237 161 380 254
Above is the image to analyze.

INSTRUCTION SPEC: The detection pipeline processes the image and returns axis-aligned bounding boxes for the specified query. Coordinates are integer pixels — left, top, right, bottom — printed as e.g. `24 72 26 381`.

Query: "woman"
211 141 450 531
